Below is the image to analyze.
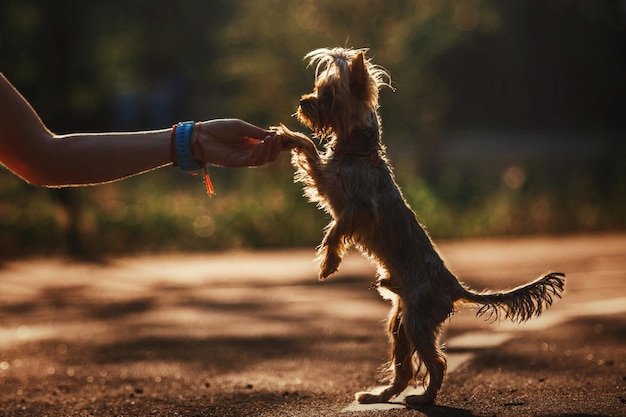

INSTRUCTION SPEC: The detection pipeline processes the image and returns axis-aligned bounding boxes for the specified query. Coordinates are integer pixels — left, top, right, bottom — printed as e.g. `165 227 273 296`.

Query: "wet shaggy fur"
276 47 565 406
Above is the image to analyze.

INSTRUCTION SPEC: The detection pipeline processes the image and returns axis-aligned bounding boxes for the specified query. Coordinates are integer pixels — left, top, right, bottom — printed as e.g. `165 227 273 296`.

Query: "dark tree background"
1 0 624 257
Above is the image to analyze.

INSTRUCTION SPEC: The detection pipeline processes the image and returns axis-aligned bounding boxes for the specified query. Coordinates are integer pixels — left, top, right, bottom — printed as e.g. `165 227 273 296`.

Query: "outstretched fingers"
243 134 283 166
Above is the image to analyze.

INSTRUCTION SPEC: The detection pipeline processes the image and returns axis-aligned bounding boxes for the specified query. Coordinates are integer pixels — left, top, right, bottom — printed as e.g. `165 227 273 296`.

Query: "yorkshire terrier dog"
276 48 565 406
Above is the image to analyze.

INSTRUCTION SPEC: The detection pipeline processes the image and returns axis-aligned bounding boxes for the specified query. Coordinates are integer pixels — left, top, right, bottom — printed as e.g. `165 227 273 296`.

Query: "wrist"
171 121 202 173
190 121 205 162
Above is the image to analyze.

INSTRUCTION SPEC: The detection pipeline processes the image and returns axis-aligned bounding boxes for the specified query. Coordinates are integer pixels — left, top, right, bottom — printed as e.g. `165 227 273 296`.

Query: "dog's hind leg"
356 302 413 404
403 318 446 407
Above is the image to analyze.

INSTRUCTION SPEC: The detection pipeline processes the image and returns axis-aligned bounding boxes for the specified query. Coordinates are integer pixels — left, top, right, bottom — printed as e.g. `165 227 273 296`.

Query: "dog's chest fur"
316 133 430 254
316 126 390 215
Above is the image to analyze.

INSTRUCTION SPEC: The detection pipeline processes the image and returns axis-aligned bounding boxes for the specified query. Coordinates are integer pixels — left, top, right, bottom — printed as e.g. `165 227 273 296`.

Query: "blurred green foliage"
1 0 625 257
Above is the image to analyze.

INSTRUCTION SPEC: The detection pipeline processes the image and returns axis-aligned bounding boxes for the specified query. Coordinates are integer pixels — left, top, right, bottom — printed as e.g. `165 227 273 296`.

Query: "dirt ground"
0 234 624 417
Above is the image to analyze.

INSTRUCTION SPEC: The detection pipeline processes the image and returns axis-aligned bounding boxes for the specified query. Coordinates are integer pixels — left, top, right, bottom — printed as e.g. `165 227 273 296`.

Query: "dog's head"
296 48 391 139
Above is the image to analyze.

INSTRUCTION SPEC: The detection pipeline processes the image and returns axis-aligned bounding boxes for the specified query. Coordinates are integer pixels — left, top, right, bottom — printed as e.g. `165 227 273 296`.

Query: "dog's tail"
456 272 565 323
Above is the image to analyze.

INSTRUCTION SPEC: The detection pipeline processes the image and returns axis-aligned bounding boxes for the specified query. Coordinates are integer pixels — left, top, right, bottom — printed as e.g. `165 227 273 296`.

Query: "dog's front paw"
319 252 341 280
273 124 317 153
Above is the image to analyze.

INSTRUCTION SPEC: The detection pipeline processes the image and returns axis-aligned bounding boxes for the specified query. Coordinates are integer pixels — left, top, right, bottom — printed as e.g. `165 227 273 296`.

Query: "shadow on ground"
0 236 625 416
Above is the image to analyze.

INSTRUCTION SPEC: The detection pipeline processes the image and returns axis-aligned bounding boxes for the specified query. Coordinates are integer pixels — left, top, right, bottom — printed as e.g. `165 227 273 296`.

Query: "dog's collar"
330 125 381 166
333 148 380 167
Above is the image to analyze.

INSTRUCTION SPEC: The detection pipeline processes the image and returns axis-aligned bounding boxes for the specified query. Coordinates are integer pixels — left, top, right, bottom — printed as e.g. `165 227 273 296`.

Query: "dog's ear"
349 51 370 101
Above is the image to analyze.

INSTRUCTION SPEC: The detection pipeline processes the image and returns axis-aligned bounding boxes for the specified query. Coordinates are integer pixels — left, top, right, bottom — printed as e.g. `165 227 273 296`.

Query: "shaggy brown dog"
277 47 565 406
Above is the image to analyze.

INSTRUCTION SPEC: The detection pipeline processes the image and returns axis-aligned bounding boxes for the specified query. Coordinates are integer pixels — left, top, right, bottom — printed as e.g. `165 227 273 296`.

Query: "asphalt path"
0 234 624 416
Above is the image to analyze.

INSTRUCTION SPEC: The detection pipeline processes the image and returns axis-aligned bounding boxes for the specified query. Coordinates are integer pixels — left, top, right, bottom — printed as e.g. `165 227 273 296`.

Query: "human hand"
192 119 284 167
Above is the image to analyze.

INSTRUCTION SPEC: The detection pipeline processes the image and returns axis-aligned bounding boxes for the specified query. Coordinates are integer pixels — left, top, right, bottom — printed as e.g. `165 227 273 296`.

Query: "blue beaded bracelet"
172 121 202 173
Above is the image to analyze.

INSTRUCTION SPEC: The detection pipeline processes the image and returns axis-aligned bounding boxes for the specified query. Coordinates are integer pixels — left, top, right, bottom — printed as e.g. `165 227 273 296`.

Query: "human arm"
0 73 283 187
